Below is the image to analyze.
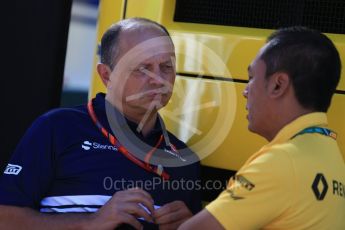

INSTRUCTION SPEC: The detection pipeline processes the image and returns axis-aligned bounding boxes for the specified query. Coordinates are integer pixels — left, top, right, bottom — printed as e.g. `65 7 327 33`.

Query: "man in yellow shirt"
179 26 345 229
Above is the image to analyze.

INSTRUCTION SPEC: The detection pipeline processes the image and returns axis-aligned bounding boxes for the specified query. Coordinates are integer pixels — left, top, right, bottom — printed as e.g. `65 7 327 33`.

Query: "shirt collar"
93 92 163 139
269 112 328 146
243 112 328 166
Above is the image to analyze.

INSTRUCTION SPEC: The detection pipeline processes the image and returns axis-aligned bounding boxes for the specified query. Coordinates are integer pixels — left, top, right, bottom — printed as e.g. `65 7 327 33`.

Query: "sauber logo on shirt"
4 164 22 175
82 141 92 150
82 141 118 151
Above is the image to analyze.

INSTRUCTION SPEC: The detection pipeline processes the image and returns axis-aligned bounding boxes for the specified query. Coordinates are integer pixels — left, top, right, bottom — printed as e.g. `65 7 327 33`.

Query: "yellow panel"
171 31 265 79
326 34 345 92
161 77 267 171
335 42 345 92
327 94 345 157
125 0 162 20
201 83 268 170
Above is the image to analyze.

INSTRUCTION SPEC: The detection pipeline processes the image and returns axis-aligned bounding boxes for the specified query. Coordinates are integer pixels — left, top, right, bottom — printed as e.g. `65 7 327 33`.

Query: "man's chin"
151 99 168 108
133 98 168 111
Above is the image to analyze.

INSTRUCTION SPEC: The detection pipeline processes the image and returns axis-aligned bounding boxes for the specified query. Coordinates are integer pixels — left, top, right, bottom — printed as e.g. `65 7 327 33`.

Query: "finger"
153 200 183 219
122 189 155 213
124 203 154 223
127 187 153 202
117 212 143 230
138 201 154 216
113 190 155 214
155 211 183 225
128 195 155 215
116 188 151 201
154 202 192 225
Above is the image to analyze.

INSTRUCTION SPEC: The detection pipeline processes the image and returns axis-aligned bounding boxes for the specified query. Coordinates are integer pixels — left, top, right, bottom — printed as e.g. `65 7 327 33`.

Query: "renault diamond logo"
312 173 328 201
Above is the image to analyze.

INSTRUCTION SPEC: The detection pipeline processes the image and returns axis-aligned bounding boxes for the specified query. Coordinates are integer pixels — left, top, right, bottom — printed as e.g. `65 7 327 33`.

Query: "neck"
125 109 158 137
105 94 158 137
267 105 313 142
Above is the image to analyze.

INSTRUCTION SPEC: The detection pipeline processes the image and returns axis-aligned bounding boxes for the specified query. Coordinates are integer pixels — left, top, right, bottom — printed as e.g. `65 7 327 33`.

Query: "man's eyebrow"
134 62 150 66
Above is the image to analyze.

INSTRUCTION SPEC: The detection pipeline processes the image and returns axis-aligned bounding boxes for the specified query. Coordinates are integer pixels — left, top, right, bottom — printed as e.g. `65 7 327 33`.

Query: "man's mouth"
146 87 170 97
126 88 169 102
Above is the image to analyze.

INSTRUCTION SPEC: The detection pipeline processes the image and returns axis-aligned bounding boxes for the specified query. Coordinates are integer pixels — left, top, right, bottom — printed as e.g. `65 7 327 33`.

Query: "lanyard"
87 100 172 180
292 126 337 140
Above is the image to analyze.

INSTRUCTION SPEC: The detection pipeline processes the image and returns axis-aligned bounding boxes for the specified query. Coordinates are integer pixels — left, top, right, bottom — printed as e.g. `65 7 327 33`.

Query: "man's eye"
135 66 147 73
162 64 173 71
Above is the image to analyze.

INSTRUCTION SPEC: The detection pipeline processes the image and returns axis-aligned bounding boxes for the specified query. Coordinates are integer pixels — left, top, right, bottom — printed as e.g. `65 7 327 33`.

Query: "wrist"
77 213 98 230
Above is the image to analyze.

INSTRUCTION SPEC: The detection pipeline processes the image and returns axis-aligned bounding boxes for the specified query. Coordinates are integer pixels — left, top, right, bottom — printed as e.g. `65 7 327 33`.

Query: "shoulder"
15 104 98 157
21 105 90 143
32 105 88 128
240 144 297 194
248 144 295 171
42 105 87 121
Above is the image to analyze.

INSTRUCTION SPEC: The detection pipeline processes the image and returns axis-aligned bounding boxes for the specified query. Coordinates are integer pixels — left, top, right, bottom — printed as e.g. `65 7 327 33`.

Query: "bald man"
0 18 201 230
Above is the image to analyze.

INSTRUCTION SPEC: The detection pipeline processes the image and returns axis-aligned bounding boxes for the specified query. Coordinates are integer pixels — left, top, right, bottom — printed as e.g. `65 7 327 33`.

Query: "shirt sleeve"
0 114 55 209
206 150 295 229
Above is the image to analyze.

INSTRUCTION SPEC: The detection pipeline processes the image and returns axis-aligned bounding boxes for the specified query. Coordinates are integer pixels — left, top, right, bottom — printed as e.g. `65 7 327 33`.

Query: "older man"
0 18 201 230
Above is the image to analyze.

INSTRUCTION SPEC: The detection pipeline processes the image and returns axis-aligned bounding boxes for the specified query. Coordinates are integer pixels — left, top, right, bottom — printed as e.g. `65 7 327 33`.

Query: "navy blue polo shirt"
0 93 201 228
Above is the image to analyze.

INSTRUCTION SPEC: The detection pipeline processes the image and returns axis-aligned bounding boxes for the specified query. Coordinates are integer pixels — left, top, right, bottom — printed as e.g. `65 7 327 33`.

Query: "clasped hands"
87 187 193 230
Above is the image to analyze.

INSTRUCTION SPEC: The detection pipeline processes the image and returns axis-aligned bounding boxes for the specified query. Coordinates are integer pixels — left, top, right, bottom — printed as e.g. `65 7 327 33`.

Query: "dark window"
174 0 345 34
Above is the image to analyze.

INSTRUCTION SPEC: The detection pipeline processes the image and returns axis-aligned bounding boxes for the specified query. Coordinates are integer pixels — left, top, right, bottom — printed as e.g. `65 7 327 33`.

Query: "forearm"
0 205 94 230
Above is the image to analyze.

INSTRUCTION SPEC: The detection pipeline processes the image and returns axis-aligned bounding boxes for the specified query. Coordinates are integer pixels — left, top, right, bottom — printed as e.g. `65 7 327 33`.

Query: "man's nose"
145 67 165 85
149 74 164 85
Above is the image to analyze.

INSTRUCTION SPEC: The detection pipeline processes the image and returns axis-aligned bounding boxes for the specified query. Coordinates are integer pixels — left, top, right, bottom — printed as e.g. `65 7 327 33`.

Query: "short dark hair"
261 26 341 112
100 17 172 69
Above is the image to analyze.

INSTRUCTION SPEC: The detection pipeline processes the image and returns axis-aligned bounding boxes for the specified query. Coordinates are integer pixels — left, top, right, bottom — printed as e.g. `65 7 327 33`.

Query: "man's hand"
87 187 154 230
153 201 193 230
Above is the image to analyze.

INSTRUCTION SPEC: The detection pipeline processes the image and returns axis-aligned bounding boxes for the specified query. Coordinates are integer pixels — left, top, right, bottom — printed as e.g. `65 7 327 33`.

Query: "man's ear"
97 63 112 87
267 72 290 98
